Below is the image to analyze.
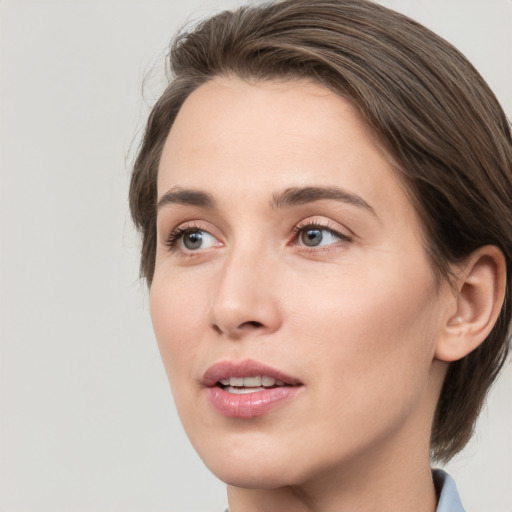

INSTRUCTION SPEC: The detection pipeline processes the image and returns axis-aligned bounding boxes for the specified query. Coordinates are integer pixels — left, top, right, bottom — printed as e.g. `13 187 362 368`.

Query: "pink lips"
203 359 303 418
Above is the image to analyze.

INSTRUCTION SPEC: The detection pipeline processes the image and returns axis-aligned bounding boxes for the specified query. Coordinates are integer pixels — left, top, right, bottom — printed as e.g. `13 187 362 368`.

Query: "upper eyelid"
163 220 217 239
294 217 353 237
166 222 217 239
292 224 351 246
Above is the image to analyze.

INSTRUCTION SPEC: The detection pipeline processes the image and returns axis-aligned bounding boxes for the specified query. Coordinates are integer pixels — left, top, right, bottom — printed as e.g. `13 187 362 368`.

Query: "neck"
227 451 437 512
226 408 441 512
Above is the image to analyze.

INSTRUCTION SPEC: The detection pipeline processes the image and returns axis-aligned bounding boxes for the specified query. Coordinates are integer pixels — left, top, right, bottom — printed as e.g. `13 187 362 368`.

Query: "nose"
208 248 282 340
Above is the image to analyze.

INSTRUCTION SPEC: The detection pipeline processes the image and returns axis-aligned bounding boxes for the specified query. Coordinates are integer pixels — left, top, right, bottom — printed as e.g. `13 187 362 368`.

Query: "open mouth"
204 360 303 417
217 375 296 394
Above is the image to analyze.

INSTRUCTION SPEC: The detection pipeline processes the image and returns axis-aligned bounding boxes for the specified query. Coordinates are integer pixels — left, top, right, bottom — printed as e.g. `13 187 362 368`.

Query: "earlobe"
435 245 507 362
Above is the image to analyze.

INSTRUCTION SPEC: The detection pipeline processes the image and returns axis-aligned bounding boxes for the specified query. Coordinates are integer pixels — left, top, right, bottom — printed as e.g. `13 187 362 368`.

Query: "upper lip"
202 359 302 387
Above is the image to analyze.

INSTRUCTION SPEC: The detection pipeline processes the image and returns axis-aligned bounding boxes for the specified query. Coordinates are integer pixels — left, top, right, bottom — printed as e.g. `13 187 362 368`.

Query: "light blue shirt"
434 469 466 512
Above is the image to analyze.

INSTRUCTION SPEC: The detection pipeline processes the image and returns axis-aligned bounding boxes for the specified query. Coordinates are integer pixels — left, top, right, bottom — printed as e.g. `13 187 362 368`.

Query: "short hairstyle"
129 0 512 462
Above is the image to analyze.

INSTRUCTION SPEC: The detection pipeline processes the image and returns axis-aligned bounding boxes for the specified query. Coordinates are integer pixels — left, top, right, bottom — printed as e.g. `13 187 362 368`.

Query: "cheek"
270 261 441 469
287 257 440 397
149 274 207 385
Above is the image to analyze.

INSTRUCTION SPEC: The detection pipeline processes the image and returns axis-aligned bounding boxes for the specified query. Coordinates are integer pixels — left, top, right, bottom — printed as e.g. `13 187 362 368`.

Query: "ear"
435 245 507 362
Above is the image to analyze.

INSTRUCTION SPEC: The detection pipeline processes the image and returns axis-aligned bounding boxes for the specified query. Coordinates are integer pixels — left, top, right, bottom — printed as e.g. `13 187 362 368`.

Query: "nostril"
211 320 263 335
241 321 264 329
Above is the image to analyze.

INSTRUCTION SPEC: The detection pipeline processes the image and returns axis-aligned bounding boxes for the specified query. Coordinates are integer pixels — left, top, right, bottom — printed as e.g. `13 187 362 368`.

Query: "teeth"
244 376 262 387
224 386 265 394
261 376 276 387
219 376 282 388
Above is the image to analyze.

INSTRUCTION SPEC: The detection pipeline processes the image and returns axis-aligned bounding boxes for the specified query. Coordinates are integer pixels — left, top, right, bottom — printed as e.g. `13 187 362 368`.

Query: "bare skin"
150 77 505 512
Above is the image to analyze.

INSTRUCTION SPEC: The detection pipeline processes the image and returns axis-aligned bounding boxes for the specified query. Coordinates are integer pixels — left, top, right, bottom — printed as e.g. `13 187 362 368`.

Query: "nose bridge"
209 238 281 338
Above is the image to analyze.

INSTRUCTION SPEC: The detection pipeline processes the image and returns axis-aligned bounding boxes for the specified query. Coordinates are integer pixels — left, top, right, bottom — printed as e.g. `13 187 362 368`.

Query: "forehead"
158 77 415 225
160 76 380 166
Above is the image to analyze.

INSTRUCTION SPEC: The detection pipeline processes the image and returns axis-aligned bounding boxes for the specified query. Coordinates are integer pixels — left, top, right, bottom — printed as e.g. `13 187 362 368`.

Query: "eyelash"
164 221 352 254
291 221 352 250
164 222 205 252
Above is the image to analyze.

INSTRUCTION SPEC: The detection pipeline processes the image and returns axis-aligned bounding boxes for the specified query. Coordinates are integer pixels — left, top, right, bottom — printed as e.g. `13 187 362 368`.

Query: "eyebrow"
156 185 376 217
157 187 216 210
271 186 376 216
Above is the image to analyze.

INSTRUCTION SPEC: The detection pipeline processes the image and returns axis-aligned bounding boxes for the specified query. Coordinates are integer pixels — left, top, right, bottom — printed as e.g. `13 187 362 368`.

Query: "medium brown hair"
129 0 512 462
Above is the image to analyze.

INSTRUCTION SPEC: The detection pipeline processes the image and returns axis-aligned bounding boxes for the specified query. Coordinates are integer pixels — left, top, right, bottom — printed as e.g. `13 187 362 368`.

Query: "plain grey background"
1 1 511 511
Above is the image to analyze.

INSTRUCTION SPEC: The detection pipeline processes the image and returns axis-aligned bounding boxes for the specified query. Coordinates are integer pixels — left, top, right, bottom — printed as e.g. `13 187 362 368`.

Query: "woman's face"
151 78 451 488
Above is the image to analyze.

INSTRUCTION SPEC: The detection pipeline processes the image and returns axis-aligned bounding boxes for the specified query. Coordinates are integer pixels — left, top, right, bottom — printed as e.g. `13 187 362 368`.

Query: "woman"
129 1 512 510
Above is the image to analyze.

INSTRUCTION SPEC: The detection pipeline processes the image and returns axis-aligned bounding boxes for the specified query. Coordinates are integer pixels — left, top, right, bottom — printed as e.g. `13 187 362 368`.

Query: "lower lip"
206 386 302 418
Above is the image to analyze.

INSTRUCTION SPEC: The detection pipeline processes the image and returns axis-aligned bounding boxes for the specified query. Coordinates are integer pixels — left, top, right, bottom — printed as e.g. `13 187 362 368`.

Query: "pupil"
184 231 202 250
302 228 322 247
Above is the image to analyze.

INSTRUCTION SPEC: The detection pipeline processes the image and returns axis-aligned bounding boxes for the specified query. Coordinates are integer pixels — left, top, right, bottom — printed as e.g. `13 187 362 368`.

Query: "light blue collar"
433 469 466 512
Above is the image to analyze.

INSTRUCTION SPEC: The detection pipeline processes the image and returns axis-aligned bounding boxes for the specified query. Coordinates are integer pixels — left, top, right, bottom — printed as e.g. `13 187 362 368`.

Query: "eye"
166 226 220 252
294 223 351 248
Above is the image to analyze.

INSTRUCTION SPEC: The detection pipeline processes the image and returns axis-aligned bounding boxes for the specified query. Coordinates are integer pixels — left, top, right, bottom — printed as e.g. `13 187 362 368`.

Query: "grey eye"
297 225 344 248
177 229 218 251
183 231 205 250
301 228 323 247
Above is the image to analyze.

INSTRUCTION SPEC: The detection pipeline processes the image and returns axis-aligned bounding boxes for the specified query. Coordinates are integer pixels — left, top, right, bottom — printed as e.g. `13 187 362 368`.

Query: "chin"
211 462 296 490
196 439 302 489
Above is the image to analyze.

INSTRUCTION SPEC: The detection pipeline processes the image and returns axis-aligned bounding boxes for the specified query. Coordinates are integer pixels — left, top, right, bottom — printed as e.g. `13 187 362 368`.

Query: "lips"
203 359 303 418
203 359 302 387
